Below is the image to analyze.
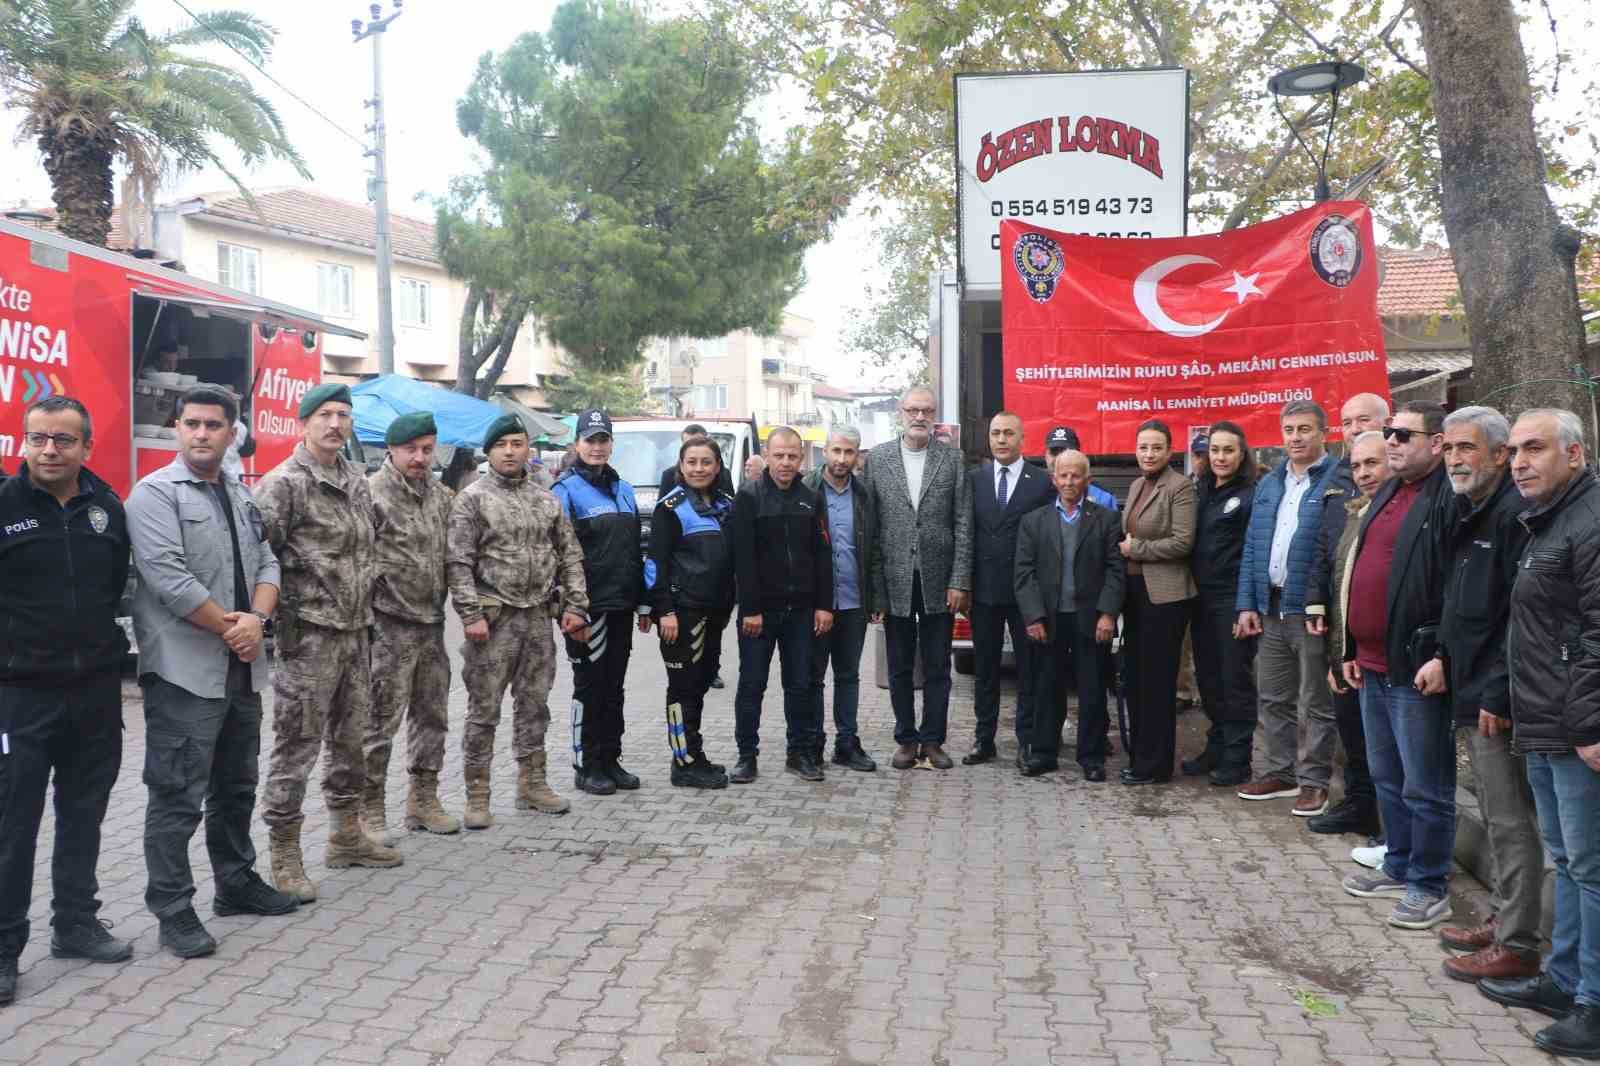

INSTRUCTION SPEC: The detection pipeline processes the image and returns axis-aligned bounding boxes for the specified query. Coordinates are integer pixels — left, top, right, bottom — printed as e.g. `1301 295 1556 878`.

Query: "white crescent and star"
1132 255 1264 338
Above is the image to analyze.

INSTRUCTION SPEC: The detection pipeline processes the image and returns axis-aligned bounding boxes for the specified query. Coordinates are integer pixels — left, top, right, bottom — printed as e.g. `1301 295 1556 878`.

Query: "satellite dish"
676 345 700 369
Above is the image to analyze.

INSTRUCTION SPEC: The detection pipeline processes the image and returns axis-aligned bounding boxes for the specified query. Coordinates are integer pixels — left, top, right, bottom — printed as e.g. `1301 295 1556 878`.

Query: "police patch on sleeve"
1223 496 1242 514
1013 232 1065 303
1309 214 1362 288
87 505 110 534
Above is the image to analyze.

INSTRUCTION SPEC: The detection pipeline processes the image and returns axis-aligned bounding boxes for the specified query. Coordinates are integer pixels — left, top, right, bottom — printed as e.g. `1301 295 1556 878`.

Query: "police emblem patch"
87 505 109 534
1013 233 1065 303
1223 496 1242 514
1309 214 1363 288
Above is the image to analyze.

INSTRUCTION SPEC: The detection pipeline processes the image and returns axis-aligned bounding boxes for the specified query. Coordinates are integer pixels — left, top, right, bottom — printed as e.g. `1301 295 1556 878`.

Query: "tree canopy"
0 0 307 246
437 0 847 379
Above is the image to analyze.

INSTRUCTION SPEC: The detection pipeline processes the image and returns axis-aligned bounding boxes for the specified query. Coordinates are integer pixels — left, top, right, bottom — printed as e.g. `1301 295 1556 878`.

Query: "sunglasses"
1381 426 1425 444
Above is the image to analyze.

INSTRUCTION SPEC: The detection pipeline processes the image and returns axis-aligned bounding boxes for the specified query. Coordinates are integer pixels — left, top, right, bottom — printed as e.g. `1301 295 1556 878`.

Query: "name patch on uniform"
87 505 110 534
3 518 40 536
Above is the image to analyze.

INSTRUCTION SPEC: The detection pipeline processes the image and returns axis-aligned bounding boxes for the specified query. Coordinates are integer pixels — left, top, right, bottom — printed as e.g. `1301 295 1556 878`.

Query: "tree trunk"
1411 0 1593 439
39 125 116 248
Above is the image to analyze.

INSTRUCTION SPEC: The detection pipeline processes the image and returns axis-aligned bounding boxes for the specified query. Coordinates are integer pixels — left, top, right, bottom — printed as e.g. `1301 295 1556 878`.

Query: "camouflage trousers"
262 619 370 828
461 605 555 772
364 612 451 780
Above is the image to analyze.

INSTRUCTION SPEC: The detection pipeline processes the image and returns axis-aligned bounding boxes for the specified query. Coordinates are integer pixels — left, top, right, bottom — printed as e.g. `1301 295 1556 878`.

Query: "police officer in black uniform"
1 397 134 1007
553 409 647 796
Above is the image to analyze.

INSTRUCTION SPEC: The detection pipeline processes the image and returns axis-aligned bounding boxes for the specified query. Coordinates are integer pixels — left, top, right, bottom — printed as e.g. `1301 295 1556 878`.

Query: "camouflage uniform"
255 444 377 829
447 469 588 772
366 460 453 778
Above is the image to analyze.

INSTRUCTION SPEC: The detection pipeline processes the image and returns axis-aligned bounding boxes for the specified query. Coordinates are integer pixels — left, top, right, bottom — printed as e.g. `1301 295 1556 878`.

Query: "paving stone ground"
4 617 1552 1065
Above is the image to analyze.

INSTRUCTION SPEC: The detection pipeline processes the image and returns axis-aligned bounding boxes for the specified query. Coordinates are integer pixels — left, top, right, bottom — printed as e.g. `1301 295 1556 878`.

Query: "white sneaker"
1351 843 1388 869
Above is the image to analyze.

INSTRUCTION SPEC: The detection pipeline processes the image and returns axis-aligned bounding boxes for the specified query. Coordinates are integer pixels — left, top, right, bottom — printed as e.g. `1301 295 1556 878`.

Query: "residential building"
643 313 826 425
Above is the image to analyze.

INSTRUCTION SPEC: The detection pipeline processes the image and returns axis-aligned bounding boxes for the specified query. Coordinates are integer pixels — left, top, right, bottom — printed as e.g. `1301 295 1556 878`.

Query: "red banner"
1002 202 1389 454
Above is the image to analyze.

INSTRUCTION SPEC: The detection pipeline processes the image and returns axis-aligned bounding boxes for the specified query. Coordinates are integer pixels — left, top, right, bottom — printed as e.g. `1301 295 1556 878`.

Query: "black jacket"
803 468 878 615
0 464 130 686
645 485 735 616
732 471 833 617
552 462 644 614
968 461 1054 606
1438 470 1527 727
1191 473 1256 604
1344 462 1454 678
1508 469 1600 753
1013 499 1125 634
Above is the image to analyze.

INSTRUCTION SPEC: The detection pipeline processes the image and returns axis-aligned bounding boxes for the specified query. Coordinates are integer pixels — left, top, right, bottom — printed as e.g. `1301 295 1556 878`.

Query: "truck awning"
133 287 368 340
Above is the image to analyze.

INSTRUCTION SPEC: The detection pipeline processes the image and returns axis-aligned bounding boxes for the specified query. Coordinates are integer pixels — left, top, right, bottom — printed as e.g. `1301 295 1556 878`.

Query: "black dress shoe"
832 739 877 772
709 673 725 689
1021 757 1058 777
603 759 641 790
1307 797 1379 836
1536 1004 1600 1057
1119 768 1157 786
1208 765 1252 787
1480 973 1576 1019
1180 750 1219 776
1081 765 1107 783
962 743 998 766
730 754 758 784
576 765 617 795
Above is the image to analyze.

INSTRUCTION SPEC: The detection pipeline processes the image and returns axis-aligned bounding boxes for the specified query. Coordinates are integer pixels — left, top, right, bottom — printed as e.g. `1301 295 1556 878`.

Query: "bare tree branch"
1379 0 1428 79
1267 0 1340 58
1223 103 1327 230
1193 13 1286 131
1123 0 1176 67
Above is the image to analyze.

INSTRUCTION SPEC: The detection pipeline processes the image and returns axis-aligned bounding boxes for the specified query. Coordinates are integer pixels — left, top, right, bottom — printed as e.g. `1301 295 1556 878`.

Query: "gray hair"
899 385 935 408
1052 448 1090 474
1279 399 1327 430
1517 407 1587 452
1351 430 1385 450
1343 392 1390 421
1443 405 1511 451
827 426 862 448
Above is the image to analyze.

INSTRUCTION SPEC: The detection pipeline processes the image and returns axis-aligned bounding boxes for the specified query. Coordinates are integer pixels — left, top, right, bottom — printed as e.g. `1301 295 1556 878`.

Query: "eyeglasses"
24 432 82 449
1382 426 1420 444
901 406 935 417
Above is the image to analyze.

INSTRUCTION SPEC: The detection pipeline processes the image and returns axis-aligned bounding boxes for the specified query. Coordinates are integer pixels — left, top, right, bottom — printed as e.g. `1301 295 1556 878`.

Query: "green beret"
385 411 437 445
298 382 353 419
482 413 527 451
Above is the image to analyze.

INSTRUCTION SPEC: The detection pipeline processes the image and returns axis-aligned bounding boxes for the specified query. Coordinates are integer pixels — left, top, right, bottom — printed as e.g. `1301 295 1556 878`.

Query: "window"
398 278 431 328
693 384 728 411
217 242 260 294
317 263 354 317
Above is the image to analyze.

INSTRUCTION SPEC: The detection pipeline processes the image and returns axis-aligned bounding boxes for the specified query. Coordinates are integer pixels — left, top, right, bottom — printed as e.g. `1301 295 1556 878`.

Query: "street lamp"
1267 60 1366 202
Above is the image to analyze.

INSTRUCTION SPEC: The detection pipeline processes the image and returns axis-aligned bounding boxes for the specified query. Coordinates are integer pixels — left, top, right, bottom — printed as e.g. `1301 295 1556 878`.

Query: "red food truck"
0 216 366 495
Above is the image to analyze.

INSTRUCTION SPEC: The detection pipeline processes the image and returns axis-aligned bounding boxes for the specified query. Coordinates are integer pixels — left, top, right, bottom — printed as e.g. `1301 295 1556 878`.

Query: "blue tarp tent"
351 375 509 450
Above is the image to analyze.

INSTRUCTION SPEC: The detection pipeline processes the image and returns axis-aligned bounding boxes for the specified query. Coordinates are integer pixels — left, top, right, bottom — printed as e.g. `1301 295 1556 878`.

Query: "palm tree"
0 1 309 247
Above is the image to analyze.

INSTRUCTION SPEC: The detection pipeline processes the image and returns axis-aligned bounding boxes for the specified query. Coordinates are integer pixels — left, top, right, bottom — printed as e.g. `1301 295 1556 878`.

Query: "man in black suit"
963 411 1055 765
1014 450 1125 779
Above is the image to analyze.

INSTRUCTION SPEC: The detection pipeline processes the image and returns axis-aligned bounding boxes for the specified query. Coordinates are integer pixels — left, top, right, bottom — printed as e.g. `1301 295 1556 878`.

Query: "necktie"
997 466 1009 508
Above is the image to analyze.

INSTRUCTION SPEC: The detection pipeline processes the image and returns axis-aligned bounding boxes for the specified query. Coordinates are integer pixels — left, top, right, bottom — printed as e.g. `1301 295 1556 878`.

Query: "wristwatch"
251 610 272 625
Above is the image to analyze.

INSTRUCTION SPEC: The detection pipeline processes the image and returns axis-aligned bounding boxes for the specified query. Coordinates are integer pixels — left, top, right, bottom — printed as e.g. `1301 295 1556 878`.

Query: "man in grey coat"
127 387 299 961
863 386 973 770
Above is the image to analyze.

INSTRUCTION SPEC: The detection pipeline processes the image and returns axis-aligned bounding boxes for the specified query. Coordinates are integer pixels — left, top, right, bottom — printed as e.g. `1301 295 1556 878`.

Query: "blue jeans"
734 608 817 756
1360 671 1456 897
810 607 869 745
1526 752 1600 1007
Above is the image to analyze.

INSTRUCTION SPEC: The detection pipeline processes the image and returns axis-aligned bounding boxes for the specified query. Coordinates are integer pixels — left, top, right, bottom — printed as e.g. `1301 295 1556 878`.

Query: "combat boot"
516 751 570 814
405 771 461 834
326 808 404 868
362 777 398 845
463 767 494 830
269 825 317 903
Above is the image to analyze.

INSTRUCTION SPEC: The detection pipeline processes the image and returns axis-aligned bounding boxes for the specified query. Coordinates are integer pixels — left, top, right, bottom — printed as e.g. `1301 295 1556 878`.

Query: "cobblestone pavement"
5 618 1552 1065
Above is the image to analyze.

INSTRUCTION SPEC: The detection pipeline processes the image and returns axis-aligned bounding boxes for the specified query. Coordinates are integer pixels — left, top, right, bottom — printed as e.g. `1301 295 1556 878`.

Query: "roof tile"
198 188 440 264
1377 246 1460 316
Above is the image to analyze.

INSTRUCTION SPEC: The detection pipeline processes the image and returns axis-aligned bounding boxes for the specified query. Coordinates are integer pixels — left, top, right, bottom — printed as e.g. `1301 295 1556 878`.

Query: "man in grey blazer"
864 387 974 769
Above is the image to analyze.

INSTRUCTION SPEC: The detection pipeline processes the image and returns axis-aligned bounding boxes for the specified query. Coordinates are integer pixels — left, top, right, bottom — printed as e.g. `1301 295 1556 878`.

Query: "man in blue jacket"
1235 400 1353 817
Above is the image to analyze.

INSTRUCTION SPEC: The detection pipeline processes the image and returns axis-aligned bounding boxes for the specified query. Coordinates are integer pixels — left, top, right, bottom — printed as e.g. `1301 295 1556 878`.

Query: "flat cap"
482 413 527 451
385 411 437 446
298 382 353 419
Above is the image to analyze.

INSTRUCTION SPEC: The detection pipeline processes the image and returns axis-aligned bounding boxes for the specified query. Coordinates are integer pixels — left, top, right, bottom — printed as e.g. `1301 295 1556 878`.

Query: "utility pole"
353 2 402 376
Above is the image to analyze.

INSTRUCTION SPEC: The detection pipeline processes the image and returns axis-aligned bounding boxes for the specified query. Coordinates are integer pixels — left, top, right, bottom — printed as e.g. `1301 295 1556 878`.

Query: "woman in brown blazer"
1118 419 1198 784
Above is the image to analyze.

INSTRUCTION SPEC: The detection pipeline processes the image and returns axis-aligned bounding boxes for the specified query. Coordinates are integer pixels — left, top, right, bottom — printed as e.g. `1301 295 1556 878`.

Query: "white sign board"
955 69 1189 296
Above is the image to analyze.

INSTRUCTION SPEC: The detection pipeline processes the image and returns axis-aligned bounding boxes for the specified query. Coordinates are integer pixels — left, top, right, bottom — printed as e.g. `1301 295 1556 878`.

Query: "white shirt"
992 458 1024 504
1267 465 1314 588
222 420 249 479
901 439 927 513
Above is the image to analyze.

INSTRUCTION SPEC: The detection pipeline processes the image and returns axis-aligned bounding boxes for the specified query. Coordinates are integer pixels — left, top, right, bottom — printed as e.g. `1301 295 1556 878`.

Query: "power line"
167 0 367 149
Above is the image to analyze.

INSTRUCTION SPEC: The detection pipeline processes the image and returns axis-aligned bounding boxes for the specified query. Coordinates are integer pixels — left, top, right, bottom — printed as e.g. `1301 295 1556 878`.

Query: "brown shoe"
1439 915 1497 951
1237 777 1300 801
1442 943 1540 983
921 744 954 770
1292 786 1330 817
891 744 919 770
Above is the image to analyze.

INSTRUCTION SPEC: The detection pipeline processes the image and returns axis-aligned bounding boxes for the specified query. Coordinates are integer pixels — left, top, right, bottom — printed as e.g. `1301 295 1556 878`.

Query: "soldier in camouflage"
363 412 459 840
447 414 590 827
254 383 399 902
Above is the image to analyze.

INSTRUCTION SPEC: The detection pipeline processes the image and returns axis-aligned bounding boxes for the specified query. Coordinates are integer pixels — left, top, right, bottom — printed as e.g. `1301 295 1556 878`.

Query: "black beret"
482 413 527 451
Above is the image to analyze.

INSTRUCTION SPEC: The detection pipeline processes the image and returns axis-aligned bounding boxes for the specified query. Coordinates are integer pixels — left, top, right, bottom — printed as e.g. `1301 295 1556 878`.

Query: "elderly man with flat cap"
362 412 460 841
255 382 396 905
448 414 590 827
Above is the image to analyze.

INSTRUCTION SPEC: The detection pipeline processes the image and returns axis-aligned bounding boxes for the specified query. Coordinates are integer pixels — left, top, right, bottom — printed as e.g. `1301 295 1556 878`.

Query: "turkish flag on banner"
1002 202 1389 455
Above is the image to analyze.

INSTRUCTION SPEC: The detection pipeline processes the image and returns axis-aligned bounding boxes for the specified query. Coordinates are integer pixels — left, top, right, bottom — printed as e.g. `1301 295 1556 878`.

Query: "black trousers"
565 609 634 767
1124 576 1189 780
1332 684 1373 802
141 675 262 918
1189 596 1260 771
0 674 121 950
971 602 1032 749
661 609 728 765
884 577 954 746
1031 611 1108 768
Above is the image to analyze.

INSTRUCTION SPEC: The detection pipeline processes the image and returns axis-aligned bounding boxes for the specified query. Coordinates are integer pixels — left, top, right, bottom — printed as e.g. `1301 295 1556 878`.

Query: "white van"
608 416 761 528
